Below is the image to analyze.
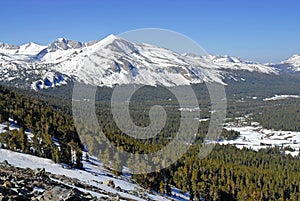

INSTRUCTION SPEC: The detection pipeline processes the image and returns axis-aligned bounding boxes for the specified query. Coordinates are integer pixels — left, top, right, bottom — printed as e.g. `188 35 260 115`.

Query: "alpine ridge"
0 35 296 90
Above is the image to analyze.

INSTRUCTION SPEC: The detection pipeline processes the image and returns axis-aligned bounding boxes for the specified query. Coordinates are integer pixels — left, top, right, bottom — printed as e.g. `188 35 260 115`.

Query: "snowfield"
263 94 300 101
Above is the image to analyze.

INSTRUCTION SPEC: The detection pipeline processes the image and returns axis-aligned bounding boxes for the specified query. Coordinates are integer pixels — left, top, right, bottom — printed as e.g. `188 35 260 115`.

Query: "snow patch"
217 122 300 156
263 94 300 101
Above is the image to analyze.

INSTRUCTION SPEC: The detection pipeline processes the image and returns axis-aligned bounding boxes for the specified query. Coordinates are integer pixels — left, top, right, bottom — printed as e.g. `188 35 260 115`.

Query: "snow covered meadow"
219 121 300 157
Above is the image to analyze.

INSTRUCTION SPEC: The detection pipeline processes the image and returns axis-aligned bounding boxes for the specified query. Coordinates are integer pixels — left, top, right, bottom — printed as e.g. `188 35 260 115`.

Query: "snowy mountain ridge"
0 42 46 55
188 54 278 74
280 54 300 71
0 34 290 90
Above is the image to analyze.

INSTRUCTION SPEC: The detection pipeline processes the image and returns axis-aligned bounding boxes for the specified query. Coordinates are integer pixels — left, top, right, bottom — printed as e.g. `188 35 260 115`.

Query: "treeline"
0 86 83 168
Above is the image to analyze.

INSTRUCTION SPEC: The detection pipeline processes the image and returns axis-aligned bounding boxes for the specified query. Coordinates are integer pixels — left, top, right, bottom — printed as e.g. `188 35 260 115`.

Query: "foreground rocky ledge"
0 160 146 201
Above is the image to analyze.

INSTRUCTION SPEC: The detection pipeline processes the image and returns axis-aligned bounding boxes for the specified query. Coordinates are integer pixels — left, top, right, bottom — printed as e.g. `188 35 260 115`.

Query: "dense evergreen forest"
0 73 300 201
0 86 83 168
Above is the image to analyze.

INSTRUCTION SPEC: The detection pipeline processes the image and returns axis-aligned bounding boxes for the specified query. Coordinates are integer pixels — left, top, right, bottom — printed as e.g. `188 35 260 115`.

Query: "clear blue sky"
0 0 299 63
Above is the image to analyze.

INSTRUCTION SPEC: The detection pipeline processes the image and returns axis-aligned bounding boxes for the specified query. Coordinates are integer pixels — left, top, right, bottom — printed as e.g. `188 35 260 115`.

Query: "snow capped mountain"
18 42 46 55
0 35 282 90
280 54 300 71
187 54 277 74
67 34 226 87
47 38 85 51
0 42 46 55
0 42 19 50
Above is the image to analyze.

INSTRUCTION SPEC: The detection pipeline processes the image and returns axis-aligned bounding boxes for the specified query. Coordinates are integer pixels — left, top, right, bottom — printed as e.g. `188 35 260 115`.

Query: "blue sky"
0 0 299 62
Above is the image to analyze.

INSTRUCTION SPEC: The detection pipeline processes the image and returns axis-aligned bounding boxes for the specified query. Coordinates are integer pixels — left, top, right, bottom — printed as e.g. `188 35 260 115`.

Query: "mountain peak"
18 42 46 55
48 38 84 51
96 34 139 55
0 42 19 50
56 37 66 42
101 34 120 41
290 54 300 59
99 34 123 46
282 54 300 71
282 54 300 63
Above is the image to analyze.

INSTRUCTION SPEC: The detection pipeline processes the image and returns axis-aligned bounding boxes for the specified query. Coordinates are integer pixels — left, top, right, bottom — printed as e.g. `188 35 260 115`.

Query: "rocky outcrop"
0 160 158 201
0 161 121 201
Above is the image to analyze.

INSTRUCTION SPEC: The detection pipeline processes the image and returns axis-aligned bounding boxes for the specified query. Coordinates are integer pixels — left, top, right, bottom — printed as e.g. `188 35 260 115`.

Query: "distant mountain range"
0 35 299 90
269 54 300 73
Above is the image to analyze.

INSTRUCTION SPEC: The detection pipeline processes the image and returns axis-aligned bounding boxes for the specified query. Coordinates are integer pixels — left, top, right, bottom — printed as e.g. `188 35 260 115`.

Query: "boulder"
103 180 115 188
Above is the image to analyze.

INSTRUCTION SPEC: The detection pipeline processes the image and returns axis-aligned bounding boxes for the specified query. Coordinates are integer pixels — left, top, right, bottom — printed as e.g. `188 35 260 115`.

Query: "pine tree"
52 146 60 163
75 143 83 169
19 127 29 153
112 152 122 176
101 147 111 168
159 180 164 194
85 152 90 162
